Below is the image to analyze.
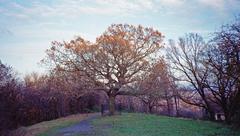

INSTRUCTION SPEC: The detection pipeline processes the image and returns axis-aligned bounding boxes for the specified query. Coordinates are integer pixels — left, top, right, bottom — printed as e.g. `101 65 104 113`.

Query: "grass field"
12 113 240 136
92 113 240 136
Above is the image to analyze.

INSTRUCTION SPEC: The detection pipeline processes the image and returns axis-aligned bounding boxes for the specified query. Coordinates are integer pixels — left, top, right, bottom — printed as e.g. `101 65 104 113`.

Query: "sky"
0 0 239 76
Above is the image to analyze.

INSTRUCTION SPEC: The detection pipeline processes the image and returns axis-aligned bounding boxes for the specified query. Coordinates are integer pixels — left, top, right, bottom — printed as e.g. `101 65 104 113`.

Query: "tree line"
0 66 102 135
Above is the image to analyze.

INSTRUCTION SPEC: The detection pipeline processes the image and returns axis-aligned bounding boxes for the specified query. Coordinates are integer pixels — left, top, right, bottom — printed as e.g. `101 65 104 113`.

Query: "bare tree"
167 33 215 120
42 24 164 115
204 17 240 123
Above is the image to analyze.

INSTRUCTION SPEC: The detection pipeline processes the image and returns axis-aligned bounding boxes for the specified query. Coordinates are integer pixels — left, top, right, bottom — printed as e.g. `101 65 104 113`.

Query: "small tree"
136 59 173 114
42 24 164 115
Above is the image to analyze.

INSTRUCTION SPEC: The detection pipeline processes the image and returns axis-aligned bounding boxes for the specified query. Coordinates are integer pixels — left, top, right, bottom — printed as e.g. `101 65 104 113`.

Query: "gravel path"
52 114 100 136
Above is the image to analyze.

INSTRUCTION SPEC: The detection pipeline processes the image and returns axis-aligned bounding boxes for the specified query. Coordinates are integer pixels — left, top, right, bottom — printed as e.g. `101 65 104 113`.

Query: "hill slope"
12 113 240 136
92 113 240 136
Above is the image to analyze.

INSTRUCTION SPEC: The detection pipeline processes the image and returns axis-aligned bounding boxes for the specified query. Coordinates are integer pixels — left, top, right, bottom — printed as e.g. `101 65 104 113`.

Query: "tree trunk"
166 98 171 116
149 103 153 114
109 95 116 115
203 97 215 121
223 106 231 124
207 109 215 121
174 95 179 117
225 112 231 124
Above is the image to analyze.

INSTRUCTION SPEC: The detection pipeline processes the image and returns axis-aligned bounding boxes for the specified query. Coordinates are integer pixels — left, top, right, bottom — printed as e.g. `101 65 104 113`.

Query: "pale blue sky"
0 0 239 76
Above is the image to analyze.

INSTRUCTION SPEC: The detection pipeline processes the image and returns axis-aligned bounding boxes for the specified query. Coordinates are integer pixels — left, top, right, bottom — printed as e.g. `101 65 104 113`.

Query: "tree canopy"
42 24 164 115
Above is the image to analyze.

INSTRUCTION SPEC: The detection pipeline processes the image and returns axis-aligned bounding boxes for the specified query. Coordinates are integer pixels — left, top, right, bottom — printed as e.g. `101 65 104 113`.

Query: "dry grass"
11 113 97 136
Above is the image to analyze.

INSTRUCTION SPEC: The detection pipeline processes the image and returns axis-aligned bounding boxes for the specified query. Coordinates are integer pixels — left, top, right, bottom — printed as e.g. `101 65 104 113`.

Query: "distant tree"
24 72 48 90
136 59 173 114
47 70 89 94
42 24 164 115
0 60 19 133
24 71 86 95
0 60 15 87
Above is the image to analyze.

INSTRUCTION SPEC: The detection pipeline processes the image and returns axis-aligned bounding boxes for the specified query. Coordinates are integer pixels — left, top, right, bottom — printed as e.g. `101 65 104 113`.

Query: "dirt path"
52 114 100 136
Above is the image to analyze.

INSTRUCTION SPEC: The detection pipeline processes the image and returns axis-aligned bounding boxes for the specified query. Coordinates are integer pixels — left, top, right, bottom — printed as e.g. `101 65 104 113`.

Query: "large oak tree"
42 24 164 115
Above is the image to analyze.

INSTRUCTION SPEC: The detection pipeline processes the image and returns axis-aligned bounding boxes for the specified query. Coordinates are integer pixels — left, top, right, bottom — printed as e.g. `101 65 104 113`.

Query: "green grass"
13 113 240 136
92 113 240 136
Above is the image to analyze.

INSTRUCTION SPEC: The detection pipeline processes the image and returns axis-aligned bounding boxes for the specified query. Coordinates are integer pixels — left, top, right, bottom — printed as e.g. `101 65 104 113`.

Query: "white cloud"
158 0 185 7
2 0 159 19
3 0 238 21
0 0 184 22
198 0 225 10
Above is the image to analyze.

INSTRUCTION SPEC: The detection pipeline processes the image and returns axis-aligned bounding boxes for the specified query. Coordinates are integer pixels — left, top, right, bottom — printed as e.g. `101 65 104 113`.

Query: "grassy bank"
12 113 240 136
92 113 240 136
